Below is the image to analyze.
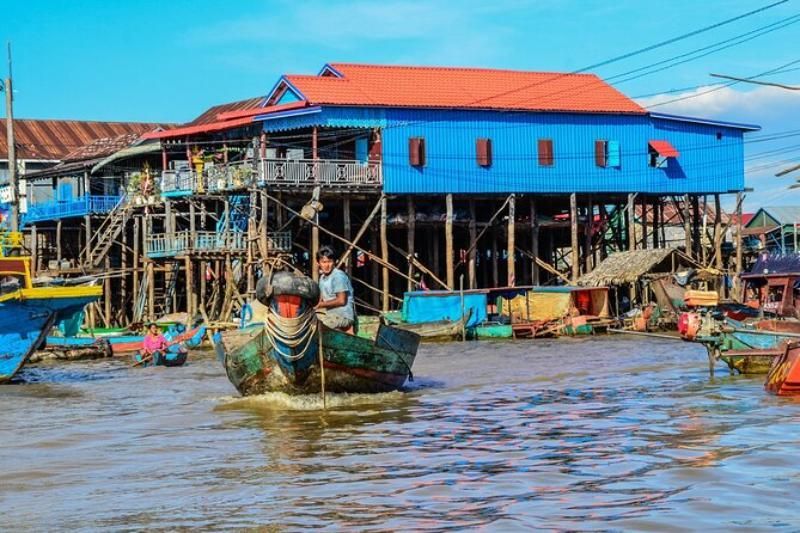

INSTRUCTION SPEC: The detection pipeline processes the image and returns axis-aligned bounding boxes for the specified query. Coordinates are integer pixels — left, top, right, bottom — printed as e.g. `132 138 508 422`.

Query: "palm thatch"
578 249 676 287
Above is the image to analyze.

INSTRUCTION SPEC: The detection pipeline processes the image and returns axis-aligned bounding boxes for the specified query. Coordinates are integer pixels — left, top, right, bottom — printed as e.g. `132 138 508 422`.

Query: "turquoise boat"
132 343 189 367
214 272 420 396
0 253 103 382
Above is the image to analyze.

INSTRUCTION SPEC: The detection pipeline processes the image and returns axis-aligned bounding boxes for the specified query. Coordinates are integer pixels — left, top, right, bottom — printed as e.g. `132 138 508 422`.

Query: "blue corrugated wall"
261 107 747 194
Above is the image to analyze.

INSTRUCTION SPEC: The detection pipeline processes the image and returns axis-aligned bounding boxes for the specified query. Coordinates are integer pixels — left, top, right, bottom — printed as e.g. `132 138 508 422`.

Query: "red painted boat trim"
323 360 408 388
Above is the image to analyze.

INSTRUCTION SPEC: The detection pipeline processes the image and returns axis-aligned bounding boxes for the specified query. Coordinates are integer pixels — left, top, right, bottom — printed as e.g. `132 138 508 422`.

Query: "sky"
2 0 800 210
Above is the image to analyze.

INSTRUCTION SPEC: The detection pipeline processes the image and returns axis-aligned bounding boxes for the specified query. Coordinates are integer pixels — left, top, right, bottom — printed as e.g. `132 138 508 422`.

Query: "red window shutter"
595 140 607 167
538 139 553 166
409 137 425 166
476 138 492 166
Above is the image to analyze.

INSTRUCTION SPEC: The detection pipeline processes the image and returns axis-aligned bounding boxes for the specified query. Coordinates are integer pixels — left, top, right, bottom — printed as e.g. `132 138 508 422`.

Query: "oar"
131 352 154 367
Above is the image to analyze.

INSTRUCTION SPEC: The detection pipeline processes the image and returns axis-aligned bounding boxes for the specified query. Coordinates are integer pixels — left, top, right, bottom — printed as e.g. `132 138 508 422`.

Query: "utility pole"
4 42 17 232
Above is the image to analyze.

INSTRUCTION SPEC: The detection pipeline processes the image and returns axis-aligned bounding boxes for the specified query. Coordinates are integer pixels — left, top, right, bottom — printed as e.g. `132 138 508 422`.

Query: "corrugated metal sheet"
0 119 168 161
188 97 265 125
378 109 746 194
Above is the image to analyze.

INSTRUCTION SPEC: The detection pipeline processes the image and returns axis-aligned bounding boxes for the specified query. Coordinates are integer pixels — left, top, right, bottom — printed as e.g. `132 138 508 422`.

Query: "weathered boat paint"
215 322 419 396
765 341 800 396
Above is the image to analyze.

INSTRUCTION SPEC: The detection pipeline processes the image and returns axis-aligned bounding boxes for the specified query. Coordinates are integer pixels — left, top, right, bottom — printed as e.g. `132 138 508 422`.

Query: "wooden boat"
214 271 420 396
680 313 800 374
357 310 469 342
471 322 513 339
0 253 102 382
765 341 800 396
38 336 113 362
503 286 613 338
108 323 206 356
132 344 189 367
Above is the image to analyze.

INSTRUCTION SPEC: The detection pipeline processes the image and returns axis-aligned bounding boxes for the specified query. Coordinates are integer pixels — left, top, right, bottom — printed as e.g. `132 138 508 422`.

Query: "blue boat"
0 254 103 382
132 343 189 367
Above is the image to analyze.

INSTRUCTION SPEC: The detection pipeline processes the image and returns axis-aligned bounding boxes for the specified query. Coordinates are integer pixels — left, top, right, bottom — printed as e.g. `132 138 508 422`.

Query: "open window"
595 140 621 168
648 140 679 168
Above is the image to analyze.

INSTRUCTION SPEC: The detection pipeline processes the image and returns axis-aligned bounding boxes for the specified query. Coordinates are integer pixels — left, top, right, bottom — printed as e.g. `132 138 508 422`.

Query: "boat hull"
766 341 800 396
216 323 419 396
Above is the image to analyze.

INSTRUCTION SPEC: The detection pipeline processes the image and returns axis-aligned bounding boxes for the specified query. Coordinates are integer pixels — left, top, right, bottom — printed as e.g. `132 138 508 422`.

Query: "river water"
2 337 800 531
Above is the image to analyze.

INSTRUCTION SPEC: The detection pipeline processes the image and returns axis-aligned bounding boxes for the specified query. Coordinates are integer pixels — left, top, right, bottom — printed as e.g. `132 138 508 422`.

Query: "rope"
263 305 318 362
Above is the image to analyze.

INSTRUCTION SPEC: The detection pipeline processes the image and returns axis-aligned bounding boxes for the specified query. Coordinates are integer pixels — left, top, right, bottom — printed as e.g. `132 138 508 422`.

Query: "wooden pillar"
692 195 701 260
584 196 593 274
56 219 62 263
445 193 454 290
260 191 269 262
370 224 380 309
104 256 112 326
627 193 636 252
684 193 692 259
147 261 155 321
380 197 389 312
652 198 660 248
640 196 648 250
311 127 320 281
507 194 516 286
570 193 579 283
85 215 92 264
200 260 207 311
432 230 441 280
133 216 140 317
343 197 352 277
735 191 743 301
30 225 37 277
161 146 168 171
491 223 499 287
407 197 415 291
468 200 477 289
185 256 194 317
531 197 540 286
121 214 128 325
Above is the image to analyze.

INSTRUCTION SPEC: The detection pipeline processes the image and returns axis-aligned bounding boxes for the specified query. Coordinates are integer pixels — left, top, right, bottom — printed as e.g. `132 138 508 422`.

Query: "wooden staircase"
82 196 130 269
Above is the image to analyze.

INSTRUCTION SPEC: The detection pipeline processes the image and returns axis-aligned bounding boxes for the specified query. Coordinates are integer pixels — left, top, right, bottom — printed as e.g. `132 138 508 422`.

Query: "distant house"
743 206 800 254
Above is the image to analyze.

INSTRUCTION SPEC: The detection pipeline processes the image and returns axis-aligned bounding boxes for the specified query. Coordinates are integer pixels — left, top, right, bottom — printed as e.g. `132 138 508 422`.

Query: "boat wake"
216 390 408 411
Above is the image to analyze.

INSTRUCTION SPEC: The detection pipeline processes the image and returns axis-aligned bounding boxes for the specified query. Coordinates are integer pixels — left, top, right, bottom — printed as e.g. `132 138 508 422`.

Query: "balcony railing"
146 230 292 258
159 158 381 196
22 195 123 225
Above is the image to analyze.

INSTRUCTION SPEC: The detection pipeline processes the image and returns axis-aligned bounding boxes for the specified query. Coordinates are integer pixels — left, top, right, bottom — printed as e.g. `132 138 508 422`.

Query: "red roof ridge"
328 62 601 78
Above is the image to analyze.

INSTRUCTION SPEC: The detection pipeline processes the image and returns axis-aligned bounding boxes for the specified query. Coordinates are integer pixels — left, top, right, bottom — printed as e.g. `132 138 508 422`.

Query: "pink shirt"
143 334 168 353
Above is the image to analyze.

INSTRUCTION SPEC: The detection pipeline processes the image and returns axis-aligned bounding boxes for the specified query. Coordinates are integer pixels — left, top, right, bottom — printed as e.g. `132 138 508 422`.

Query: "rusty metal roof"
0 118 169 161
188 97 265 126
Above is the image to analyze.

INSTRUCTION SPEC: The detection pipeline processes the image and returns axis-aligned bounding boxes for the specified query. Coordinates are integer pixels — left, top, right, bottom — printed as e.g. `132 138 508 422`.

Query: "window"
716 132 723 140
538 139 553 166
476 138 492 167
595 140 621 168
595 140 607 167
409 137 425 167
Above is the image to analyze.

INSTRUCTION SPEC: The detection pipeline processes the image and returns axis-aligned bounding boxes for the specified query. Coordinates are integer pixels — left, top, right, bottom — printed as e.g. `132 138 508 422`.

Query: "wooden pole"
260 191 269 262
714 193 724 298
120 214 128 324
185 255 194 317
56 219 62 263
335 195 383 270
380 196 389 312
104 256 112 326
692 195 701 260
640 196 648 250
735 191 744 301
30 224 37 277
133 216 140 316
445 193 454 290
343 197 352 277
147 260 155 321
570 193 579 282
684 193 692 259
370 225 380 309
584 196 593 273
407 197 415 291
531 197 540 286
491 222 499 287
507 194 516 286
468 200 477 289
627 193 636 252
652 198 660 249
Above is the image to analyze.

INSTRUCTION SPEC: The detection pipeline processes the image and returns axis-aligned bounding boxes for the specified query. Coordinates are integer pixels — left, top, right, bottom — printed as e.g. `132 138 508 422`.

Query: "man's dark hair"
316 245 336 260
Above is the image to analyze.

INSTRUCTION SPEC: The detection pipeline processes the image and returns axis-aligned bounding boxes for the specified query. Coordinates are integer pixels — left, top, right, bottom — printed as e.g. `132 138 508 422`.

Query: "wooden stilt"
445 193 454 290
84 215 91 264
735 191 744 301
147 260 155 321
432 229 441 281
121 214 128 324
30 225 37 277
407 197 415 291
56 219 63 264
652 198 659 249
260 191 268 261
507 194 516 286
311 213 319 282
343 197 352 277
531 197 540 286
370 225 380 309
570 193 579 282
133 216 140 319
104 256 112 326
584 196 593 273
468 200 477 289
692 195 701 260
185 255 194 317
627 193 636 252
491 222 499 287
380 196 389 312
684 193 692 259
200 260 207 311
640 196 648 250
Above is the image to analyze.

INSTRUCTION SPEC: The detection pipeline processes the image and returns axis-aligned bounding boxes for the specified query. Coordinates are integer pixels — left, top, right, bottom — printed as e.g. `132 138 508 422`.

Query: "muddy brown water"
2 337 800 531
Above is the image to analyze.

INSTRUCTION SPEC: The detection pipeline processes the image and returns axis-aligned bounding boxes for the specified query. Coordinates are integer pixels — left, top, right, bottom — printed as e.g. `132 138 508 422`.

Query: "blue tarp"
401 291 487 327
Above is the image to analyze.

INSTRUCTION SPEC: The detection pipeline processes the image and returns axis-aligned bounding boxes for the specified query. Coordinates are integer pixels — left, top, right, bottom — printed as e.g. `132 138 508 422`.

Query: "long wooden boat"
132 344 189 367
108 323 206 356
0 255 103 382
215 321 419 395
359 311 469 342
681 312 800 374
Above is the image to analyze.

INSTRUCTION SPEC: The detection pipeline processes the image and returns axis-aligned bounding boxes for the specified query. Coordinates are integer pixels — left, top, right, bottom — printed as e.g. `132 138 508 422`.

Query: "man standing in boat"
315 245 356 331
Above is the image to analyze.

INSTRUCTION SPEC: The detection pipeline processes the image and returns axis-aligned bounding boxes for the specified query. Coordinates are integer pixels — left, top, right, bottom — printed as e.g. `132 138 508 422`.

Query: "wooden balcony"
145 230 292 258
159 158 382 196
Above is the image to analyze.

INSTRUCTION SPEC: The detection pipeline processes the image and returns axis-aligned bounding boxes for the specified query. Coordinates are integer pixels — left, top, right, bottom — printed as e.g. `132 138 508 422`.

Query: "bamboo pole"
531 197 539 286
584 196 593 273
387 240 448 290
570 193 579 282
468 200 477 289
407 197 415 291
627 193 636 252
735 191 744 301
335 194 383 269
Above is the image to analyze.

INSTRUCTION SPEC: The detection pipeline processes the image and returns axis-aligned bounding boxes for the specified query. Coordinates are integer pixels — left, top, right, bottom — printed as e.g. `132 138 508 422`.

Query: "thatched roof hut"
577 249 677 287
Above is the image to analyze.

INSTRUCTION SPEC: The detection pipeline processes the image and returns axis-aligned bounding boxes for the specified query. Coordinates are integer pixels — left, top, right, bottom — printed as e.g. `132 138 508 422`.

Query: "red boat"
765 341 800 396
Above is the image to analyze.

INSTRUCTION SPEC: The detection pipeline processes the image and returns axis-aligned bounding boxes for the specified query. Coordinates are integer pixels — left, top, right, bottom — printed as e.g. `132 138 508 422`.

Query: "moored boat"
214 271 420 396
765 341 800 396
0 250 103 382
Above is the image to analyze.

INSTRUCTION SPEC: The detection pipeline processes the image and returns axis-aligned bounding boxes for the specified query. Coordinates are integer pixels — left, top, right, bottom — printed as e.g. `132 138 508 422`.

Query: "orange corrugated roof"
278 63 645 114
